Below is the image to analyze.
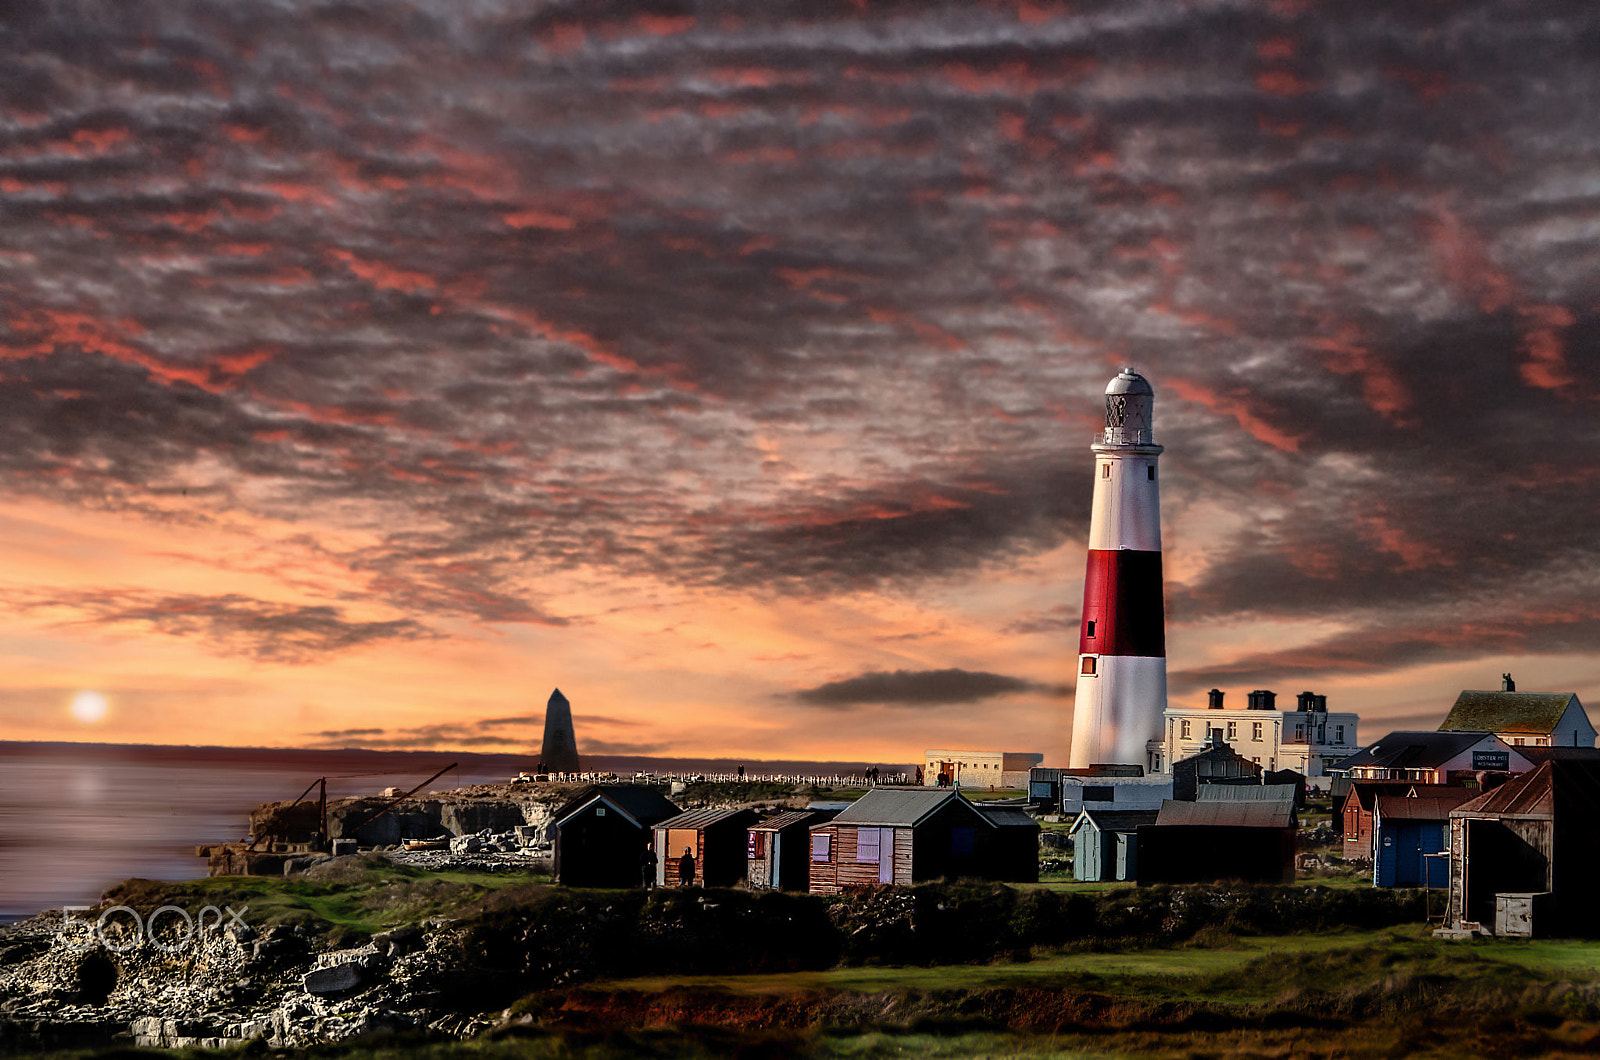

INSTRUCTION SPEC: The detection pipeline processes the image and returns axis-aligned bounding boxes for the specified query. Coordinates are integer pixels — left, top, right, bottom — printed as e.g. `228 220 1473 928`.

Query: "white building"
1437 679 1597 749
1163 688 1358 781
1335 730 1537 784
923 750 1043 789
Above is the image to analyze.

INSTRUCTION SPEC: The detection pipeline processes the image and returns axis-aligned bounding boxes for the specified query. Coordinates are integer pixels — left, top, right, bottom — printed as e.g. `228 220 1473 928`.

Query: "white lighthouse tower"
1068 368 1168 771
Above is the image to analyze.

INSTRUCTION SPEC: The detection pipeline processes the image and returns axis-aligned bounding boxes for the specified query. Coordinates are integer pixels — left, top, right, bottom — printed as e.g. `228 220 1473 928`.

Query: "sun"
70 690 109 724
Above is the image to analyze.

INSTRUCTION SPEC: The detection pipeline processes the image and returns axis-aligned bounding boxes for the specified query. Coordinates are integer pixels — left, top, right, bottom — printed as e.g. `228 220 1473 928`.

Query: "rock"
302 963 365 995
448 836 482 855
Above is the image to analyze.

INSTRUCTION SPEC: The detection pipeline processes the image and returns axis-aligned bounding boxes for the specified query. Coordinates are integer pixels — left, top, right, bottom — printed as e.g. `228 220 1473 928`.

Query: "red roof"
1451 760 1600 820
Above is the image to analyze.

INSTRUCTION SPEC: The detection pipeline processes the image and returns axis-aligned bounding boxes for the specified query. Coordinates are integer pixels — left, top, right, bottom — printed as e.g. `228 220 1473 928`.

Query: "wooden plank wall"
807 825 910 893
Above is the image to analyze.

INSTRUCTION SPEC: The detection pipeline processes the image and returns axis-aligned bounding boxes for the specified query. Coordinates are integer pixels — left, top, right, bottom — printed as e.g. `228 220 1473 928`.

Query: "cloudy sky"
2 0 1597 764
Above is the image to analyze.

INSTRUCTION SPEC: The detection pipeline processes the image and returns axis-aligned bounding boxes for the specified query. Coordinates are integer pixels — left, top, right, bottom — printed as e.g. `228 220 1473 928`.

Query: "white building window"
1227 722 1237 739
1335 725 1344 743
1181 720 1191 739
1252 722 1263 741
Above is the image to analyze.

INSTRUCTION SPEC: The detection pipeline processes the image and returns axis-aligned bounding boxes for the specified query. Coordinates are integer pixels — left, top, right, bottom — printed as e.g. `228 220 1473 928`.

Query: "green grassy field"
98 859 548 940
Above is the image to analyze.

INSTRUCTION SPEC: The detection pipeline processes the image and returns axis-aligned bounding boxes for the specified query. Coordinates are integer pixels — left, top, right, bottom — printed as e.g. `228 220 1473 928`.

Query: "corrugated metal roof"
833 787 974 827
750 810 821 832
553 785 680 828
1375 792 1479 820
1514 746 1600 766
654 807 756 831
1440 691 1577 735
977 806 1039 828
1072 809 1159 833
1334 731 1495 772
1198 783 1298 802
1451 760 1600 820
1154 799 1295 828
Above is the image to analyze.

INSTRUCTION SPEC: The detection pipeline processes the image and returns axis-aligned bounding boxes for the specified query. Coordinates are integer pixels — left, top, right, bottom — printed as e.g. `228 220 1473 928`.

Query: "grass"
580 928 1417 998
97 858 549 940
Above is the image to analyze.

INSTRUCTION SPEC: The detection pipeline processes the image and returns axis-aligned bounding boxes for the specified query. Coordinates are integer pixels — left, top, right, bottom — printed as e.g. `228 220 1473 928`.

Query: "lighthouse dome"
1105 368 1154 397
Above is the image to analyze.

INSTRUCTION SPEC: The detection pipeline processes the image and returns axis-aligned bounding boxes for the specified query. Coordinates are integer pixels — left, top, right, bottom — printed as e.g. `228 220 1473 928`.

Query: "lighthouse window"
1101 464 1110 479
1147 466 1155 480
1080 656 1097 675
1085 620 1096 638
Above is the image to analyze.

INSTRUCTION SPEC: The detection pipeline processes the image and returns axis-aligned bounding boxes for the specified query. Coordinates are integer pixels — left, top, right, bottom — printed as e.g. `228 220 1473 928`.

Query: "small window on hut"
747 832 765 859
856 828 881 863
951 827 975 856
811 833 831 862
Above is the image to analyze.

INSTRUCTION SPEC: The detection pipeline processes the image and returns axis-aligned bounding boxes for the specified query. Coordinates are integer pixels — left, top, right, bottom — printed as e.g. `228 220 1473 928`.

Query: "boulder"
302 962 365 994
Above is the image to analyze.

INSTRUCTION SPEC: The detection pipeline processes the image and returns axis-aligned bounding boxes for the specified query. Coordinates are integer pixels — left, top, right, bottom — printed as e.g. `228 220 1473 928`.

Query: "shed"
1372 790 1478 888
552 785 681 888
1197 783 1300 814
1447 759 1600 936
1340 781 1430 860
1136 799 1297 885
1062 774 1172 815
807 788 1039 894
1070 809 1157 881
1171 738 1261 800
747 809 837 891
654 807 760 887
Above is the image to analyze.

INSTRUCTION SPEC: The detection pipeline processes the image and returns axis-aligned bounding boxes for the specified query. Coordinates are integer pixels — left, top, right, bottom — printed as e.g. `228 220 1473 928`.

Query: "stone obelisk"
539 688 581 772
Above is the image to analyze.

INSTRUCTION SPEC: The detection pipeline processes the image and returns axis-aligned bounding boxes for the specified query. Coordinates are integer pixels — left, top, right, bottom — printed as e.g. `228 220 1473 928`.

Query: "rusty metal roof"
1439 691 1579 735
1375 792 1479 821
1153 799 1295 828
654 807 759 831
1451 760 1600 820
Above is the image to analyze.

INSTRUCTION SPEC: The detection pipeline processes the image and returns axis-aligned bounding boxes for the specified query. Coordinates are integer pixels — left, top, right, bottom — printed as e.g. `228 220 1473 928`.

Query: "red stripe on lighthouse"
1079 549 1165 657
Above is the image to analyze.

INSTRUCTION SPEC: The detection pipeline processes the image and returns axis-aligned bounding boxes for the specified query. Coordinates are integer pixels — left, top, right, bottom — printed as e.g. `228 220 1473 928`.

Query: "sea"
0 742 896 922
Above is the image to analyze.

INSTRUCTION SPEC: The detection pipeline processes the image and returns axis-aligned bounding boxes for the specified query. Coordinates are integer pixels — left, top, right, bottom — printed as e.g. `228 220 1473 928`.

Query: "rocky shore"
0 854 507 1053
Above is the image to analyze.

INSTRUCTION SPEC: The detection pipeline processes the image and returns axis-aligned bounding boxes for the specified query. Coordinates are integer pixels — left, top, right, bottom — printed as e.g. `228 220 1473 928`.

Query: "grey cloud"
8 589 439 663
0 0 1595 691
794 668 1038 708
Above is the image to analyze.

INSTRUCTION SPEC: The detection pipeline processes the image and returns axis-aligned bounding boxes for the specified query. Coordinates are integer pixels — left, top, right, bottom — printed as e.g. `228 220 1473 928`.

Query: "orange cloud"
1167 377 1303 452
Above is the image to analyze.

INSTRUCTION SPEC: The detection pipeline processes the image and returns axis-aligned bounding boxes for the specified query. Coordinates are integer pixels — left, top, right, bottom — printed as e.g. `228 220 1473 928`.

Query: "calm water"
0 744 526 921
0 743 889 921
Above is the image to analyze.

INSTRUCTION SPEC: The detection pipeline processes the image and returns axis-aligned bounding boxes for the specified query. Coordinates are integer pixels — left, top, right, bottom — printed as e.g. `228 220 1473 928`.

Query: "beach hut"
807 788 1039 894
1070 809 1158 882
552 785 681 888
746 809 837 891
1136 799 1297 885
1372 790 1477 888
654 807 760 887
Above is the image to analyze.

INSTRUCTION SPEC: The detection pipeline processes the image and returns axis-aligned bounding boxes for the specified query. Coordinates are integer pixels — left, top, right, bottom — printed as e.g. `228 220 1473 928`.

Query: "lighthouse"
1068 368 1167 771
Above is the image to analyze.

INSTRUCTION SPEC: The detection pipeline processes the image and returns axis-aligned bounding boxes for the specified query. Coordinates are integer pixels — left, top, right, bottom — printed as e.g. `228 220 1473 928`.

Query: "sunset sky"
2 0 1597 765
